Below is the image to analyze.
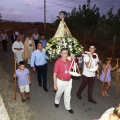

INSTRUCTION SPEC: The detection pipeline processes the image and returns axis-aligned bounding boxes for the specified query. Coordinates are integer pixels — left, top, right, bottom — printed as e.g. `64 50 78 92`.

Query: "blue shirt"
31 49 49 67
16 68 30 86
40 39 47 47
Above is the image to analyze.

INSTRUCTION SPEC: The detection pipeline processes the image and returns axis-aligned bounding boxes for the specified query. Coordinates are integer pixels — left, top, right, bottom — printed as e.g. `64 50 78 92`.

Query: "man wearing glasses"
77 44 99 104
53 48 74 114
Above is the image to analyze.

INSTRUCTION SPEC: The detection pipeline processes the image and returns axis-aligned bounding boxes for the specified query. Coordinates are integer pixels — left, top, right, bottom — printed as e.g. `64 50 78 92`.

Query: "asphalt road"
0 29 120 120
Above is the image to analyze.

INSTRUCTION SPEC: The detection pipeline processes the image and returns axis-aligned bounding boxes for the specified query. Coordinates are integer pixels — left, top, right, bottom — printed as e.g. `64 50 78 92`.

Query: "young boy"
14 61 31 102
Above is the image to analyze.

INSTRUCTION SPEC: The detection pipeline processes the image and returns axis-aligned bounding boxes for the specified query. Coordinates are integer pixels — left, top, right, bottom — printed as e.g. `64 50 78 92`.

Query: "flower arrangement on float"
44 36 83 60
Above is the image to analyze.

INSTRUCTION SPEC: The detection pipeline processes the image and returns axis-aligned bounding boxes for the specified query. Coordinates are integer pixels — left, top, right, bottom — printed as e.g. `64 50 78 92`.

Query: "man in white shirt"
1 31 8 52
32 32 40 49
77 44 99 104
12 36 24 64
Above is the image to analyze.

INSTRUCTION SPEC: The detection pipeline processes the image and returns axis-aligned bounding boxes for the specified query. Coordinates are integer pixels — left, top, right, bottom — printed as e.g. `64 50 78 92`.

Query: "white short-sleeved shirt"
82 53 99 77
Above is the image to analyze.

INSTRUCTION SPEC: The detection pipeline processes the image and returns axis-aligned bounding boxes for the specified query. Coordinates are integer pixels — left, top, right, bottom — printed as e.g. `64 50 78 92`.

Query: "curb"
0 94 10 120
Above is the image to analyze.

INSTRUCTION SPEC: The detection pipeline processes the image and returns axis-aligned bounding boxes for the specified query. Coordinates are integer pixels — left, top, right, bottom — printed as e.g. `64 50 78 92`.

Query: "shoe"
21 99 26 102
27 96 30 101
88 99 97 104
55 104 59 108
44 88 48 92
77 95 82 99
39 84 42 87
68 109 74 114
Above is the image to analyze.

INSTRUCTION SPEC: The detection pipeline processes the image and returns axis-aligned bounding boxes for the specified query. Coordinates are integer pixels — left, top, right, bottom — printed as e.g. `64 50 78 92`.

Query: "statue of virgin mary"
54 11 72 38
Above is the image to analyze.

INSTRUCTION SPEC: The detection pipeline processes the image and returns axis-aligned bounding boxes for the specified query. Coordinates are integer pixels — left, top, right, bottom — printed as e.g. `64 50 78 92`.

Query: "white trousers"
55 78 72 110
14 52 23 65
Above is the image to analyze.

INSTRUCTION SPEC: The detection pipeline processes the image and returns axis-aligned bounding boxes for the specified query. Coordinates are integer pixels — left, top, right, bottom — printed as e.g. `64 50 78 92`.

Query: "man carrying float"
45 11 83 113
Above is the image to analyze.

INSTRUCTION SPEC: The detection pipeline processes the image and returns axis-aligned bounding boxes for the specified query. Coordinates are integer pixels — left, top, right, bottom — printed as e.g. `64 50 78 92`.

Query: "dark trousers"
2 40 7 51
34 40 38 49
12 39 16 44
77 75 95 100
36 64 48 89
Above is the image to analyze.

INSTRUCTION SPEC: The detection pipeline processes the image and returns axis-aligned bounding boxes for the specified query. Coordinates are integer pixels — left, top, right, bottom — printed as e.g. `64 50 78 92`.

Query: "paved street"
0 31 120 120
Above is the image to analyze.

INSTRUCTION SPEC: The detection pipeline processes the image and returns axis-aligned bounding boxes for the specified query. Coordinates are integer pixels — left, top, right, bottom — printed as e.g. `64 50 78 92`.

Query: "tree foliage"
0 14 2 21
53 0 120 42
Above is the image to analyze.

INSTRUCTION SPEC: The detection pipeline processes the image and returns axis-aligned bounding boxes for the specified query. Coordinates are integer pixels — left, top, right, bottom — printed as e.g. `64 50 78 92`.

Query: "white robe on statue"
12 41 24 64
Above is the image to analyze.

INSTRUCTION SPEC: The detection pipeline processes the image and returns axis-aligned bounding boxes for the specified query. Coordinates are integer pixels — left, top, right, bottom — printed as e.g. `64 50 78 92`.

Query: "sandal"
21 99 26 102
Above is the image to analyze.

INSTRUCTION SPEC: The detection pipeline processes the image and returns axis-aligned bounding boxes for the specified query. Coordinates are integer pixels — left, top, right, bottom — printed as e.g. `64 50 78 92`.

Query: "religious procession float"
44 11 84 76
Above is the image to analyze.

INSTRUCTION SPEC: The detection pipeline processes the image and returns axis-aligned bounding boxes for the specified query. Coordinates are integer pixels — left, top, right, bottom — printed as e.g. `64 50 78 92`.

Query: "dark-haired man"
53 48 74 114
77 44 99 104
11 31 17 44
31 42 49 92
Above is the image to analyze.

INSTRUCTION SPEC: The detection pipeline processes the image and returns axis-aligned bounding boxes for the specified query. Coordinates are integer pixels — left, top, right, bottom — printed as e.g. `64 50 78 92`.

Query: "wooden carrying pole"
100 58 112 95
115 58 119 98
14 58 17 100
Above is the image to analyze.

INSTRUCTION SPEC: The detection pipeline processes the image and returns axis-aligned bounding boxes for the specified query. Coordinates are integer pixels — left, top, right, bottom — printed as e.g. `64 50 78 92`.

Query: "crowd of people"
0 29 120 119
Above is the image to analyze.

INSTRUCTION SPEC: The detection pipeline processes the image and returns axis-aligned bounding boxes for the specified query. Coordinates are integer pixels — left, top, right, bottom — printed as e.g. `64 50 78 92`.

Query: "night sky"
0 0 120 22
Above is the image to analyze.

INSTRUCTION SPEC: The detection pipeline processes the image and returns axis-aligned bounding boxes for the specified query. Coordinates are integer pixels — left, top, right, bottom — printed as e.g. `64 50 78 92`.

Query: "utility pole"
44 0 46 34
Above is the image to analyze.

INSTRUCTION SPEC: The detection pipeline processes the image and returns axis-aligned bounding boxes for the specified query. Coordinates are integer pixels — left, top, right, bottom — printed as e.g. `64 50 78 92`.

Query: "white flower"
68 38 72 42
68 45 72 48
49 51 52 54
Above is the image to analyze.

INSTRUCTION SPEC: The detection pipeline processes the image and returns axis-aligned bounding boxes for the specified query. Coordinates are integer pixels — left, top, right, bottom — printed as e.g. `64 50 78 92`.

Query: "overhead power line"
46 0 75 9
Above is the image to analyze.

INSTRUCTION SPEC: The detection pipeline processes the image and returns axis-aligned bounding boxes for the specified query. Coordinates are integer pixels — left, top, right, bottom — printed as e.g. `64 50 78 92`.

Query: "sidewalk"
0 94 10 120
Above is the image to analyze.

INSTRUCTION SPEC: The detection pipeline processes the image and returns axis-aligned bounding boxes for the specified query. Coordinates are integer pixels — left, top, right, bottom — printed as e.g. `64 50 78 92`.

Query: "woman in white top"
95 104 120 120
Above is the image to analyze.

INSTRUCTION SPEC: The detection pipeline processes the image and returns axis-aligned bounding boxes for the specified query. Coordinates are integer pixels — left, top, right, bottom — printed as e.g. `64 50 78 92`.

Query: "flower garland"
44 36 83 60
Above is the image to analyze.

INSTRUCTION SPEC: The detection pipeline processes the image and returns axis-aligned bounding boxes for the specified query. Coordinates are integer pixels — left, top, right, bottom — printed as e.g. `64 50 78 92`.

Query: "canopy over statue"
54 11 72 38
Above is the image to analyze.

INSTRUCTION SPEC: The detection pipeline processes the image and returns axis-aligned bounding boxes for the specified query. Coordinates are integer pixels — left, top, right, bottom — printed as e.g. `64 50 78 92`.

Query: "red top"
54 58 72 81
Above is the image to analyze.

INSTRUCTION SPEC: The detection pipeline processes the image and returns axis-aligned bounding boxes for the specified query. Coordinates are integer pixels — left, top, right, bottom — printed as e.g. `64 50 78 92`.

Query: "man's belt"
58 78 70 81
35 63 47 67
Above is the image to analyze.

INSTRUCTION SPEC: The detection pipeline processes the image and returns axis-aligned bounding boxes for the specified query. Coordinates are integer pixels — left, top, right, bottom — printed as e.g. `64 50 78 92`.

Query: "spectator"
1 30 8 52
11 30 17 43
15 30 19 36
18 31 25 43
39 36 47 48
32 31 40 49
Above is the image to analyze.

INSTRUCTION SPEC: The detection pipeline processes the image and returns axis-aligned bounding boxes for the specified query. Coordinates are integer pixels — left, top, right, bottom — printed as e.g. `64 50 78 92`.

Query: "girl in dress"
99 59 118 96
